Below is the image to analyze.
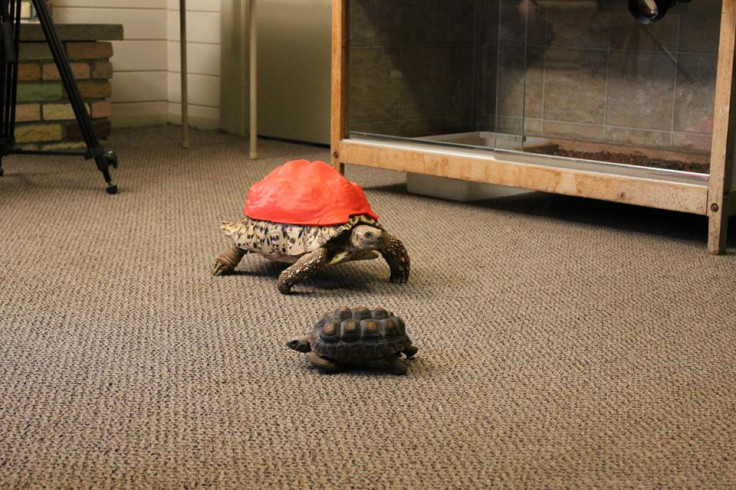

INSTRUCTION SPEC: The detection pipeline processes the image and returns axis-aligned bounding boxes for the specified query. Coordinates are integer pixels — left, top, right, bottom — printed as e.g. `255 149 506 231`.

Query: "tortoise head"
286 338 311 353
350 225 383 250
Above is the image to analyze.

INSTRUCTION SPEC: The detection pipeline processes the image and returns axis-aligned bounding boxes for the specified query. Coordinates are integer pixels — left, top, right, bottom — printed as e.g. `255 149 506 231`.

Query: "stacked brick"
16 24 121 150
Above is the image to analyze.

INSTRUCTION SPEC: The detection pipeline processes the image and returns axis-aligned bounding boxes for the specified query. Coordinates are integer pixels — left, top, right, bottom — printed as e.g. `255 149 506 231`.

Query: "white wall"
53 0 221 129
166 0 221 129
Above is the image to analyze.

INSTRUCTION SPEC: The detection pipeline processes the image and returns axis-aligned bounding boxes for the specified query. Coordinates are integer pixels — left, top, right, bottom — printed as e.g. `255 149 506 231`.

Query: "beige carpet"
0 126 734 488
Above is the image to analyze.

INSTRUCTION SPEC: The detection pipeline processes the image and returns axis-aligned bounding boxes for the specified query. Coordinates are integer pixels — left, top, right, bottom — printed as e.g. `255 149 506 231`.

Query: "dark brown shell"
308 306 410 362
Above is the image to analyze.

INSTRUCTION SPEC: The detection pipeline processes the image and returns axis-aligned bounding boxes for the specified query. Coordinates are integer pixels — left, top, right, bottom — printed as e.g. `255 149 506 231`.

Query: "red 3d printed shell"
243 160 379 226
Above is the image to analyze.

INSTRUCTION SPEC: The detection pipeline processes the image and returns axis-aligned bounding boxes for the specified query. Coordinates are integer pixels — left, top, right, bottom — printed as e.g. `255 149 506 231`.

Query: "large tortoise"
212 160 410 294
287 306 418 374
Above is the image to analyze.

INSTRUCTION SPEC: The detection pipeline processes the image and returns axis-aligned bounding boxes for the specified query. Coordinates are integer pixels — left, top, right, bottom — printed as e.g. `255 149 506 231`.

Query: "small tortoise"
212 160 410 294
287 306 418 374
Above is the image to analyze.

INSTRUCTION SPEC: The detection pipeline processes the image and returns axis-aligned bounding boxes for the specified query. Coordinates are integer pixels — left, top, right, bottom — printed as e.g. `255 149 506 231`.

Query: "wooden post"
180 0 190 148
331 0 347 174
249 0 258 159
708 0 736 254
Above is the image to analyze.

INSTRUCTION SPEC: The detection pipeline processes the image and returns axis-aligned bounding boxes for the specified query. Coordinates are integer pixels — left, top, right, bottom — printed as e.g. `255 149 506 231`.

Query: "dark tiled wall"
348 0 480 137
348 0 720 154
490 0 721 153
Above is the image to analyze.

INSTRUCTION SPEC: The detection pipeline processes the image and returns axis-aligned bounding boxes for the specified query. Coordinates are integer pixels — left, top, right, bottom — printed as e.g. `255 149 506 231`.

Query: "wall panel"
53 0 221 128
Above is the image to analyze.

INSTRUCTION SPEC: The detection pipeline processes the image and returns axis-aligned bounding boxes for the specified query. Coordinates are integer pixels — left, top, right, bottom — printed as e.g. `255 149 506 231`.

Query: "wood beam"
330 0 348 174
708 0 736 253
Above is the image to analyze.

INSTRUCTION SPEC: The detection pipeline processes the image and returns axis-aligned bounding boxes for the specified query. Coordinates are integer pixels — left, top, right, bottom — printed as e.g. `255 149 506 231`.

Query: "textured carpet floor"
0 126 734 488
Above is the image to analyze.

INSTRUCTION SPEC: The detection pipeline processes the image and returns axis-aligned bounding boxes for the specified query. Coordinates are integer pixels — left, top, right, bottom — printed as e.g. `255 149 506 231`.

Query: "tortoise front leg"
277 247 329 294
387 358 409 375
212 245 246 276
307 352 342 373
378 232 410 283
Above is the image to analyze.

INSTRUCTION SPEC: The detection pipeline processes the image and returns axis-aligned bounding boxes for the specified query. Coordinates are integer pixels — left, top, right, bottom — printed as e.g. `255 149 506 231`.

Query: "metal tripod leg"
0 0 19 179
32 0 118 193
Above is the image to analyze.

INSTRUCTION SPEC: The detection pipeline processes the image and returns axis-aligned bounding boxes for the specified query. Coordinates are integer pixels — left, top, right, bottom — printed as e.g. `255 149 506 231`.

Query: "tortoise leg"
212 245 246 276
277 247 329 294
387 358 408 375
378 232 410 284
307 352 342 373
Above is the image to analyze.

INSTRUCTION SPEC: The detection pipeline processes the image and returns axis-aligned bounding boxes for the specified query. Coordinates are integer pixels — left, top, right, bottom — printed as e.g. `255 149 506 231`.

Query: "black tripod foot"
95 148 119 194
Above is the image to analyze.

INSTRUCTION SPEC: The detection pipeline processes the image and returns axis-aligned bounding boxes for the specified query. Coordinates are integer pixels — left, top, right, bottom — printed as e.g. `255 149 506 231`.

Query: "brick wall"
15 24 121 150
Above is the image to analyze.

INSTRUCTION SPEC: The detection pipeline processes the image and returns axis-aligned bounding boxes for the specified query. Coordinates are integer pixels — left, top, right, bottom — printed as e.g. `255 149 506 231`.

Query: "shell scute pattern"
308 307 411 362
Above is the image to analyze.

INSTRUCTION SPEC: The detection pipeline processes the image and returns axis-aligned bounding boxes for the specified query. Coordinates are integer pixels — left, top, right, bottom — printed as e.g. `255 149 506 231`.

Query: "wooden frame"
708 0 736 253
330 0 348 174
331 0 736 253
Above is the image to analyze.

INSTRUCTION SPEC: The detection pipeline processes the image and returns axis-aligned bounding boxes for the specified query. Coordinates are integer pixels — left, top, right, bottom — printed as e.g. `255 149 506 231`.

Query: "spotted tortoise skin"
288 306 418 374
213 213 410 294
220 215 381 264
